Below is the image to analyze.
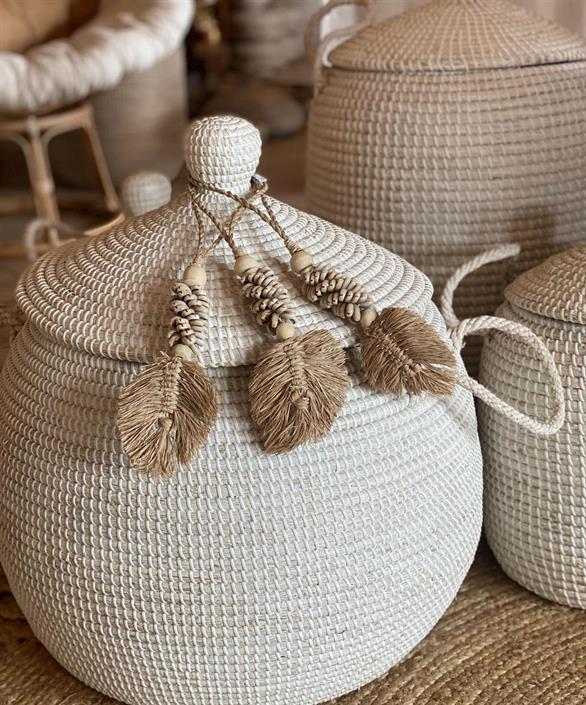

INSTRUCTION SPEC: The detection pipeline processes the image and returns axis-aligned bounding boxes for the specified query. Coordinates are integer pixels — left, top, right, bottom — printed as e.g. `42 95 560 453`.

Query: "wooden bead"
183 264 207 287
290 250 314 274
235 255 259 277
360 307 378 331
276 321 295 341
172 343 193 360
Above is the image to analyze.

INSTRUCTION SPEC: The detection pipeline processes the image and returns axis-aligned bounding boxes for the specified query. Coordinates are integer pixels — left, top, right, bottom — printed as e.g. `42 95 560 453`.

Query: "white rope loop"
441 243 565 436
440 242 521 328
451 315 565 437
305 0 375 95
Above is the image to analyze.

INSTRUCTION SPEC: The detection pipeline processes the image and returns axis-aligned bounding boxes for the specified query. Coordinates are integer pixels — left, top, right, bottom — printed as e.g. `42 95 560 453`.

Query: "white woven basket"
472 245 585 609
0 117 564 705
305 0 586 369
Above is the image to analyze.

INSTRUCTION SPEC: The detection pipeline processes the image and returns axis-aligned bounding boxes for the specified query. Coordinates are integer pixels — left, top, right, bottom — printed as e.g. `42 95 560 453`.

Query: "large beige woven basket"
0 117 564 705
305 0 586 368
473 245 586 609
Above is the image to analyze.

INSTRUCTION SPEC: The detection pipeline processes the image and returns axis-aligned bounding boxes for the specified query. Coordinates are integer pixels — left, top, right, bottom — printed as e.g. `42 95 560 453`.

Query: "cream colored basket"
448 244 585 609
305 0 586 369
0 117 564 705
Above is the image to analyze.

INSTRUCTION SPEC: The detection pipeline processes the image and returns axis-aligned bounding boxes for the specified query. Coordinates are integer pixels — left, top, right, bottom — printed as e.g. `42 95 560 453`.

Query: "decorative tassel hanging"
288 248 457 397
189 176 457 399
117 261 218 479
234 253 348 453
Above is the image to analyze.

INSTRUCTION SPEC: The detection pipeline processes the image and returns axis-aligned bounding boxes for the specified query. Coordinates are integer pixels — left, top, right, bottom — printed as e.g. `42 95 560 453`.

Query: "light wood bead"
276 321 295 341
183 264 207 287
360 307 378 330
172 343 193 360
290 250 314 274
235 255 260 277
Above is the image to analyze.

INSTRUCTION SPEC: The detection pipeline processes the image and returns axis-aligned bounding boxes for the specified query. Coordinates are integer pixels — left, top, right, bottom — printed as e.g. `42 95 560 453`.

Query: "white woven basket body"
306 0 586 367
479 247 586 608
0 117 484 705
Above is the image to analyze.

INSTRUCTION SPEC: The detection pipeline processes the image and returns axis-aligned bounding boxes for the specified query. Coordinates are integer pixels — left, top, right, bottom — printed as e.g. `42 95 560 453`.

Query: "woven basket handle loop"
440 242 521 328
451 315 565 437
305 0 375 95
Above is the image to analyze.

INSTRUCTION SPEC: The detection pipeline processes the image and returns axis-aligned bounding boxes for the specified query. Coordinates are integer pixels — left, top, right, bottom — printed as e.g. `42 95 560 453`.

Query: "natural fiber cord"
2 549 585 705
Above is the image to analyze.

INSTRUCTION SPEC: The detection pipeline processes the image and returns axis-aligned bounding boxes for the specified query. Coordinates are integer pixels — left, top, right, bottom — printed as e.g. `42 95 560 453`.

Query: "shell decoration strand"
117 262 218 479
186 180 349 455
234 253 348 455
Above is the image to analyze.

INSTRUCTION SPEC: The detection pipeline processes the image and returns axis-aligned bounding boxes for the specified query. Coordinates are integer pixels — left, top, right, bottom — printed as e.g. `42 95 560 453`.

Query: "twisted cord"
451 315 565 436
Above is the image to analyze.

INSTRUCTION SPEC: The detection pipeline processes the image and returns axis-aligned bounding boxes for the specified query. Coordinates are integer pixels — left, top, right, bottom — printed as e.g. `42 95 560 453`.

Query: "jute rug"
1 548 584 705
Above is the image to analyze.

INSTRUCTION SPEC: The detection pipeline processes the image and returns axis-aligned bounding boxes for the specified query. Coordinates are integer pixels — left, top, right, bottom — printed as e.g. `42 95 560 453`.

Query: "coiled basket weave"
305 0 586 368
0 116 562 705
475 246 586 609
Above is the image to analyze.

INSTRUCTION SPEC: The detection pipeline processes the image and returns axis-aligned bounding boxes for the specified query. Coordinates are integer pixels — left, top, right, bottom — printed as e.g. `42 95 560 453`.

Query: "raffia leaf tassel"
117 351 219 479
361 307 457 397
249 329 348 454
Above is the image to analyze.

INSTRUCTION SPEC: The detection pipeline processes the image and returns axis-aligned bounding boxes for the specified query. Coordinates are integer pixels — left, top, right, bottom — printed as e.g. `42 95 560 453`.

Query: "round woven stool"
1 548 584 705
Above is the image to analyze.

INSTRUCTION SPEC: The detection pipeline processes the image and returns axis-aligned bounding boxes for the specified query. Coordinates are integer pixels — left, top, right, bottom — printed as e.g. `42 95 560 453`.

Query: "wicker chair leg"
24 117 61 248
81 105 121 214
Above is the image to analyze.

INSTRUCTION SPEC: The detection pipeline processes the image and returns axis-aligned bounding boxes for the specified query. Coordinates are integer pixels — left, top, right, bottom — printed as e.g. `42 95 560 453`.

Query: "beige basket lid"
329 0 586 72
505 245 586 325
15 116 434 368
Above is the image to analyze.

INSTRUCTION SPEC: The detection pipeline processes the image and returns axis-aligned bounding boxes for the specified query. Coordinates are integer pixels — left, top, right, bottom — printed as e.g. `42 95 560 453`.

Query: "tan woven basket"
470 245 585 609
305 0 586 369
0 117 566 705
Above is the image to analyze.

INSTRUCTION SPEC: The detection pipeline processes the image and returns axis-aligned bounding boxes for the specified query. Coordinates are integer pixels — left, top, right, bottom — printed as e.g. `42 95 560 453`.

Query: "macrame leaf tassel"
118 352 218 478
361 307 456 397
117 263 218 478
249 329 348 453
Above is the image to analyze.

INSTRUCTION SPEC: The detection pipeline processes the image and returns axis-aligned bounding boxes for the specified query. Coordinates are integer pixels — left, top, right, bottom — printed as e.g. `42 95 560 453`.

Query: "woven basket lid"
329 0 586 72
15 115 434 368
504 245 586 325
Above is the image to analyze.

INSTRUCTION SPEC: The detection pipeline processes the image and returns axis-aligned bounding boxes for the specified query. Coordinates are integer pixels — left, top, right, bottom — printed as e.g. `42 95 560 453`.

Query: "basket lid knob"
184 116 262 194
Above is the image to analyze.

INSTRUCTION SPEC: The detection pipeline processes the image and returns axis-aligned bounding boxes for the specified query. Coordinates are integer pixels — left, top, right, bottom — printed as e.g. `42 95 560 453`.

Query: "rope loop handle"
451 316 565 436
305 0 375 95
441 243 565 436
440 242 521 328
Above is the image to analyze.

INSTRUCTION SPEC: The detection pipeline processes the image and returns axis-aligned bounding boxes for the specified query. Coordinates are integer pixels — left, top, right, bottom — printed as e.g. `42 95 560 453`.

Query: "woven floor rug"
1 548 584 705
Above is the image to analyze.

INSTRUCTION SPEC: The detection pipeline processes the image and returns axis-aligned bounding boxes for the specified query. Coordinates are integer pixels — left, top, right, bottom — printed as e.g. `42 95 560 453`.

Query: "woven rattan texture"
0 322 481 705
306 0 586 367
480 248 586 608
329 0 586 71
2 551 585 705
505 245 586 325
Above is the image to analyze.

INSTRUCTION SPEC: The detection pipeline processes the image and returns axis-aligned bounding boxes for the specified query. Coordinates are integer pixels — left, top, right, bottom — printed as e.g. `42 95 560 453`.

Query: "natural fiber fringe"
117 354 218 478
249 330 348 453
362 307 456 396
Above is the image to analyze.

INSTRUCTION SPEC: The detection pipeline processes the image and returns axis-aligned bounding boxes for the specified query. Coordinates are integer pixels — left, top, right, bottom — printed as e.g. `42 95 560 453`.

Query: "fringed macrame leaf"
117 354 218 479
361 307 456 397
249 329 348 453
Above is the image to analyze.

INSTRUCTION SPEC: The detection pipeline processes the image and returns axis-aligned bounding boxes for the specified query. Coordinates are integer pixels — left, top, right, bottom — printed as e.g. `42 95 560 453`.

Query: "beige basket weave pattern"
478 246 586 608
306 0 586 367
0 116 484 705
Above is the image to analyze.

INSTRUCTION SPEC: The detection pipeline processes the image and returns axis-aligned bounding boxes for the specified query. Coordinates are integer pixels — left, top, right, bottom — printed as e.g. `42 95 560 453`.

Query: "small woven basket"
305 0 586 369
475 245 586 609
